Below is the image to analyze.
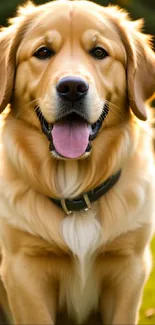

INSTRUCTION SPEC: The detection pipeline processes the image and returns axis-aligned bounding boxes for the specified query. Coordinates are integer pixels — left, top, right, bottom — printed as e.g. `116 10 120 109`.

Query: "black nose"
56 76 89 102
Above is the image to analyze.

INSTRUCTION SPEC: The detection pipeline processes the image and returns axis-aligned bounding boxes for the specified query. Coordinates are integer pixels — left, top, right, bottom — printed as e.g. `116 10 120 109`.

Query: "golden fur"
0 1 155 324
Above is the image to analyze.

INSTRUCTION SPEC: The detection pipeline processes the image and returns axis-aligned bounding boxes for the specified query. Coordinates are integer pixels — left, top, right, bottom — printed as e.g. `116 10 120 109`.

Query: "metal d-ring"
61 199 72 215
83 193 91 211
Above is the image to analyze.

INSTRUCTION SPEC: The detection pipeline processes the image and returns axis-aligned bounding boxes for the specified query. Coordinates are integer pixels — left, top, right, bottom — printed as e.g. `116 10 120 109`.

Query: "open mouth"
36 104 109 159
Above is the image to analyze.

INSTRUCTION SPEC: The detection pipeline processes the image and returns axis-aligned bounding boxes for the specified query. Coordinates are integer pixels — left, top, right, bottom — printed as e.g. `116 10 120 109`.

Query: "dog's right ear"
0 2 35 113
0 29 17 113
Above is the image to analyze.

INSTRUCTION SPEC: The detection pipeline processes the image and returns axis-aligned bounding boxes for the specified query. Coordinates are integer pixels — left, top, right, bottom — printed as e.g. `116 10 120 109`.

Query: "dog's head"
0 0 155 160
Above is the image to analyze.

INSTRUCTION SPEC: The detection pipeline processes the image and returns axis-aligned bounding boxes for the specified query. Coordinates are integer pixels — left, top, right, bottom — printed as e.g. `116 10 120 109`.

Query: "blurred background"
0 0 155 324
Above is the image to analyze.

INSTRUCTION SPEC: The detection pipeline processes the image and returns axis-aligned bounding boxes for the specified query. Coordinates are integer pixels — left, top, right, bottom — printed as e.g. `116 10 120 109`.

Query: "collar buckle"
61 193 91 215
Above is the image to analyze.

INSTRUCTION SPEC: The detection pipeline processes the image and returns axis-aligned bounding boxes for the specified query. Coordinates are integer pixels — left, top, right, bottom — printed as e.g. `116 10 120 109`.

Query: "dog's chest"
57 164 102 322
59 258 99 324
59 209 102 323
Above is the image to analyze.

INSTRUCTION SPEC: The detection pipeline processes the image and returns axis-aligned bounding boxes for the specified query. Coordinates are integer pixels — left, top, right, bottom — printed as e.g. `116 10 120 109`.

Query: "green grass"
139 236 155 324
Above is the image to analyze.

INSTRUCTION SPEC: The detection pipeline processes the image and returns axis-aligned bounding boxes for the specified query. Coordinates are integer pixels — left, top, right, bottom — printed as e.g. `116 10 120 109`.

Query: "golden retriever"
0 1 155 324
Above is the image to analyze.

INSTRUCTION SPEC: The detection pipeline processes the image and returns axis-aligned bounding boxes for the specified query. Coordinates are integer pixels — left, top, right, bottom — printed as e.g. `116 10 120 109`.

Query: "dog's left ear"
106 8 155 120
125 24 155 120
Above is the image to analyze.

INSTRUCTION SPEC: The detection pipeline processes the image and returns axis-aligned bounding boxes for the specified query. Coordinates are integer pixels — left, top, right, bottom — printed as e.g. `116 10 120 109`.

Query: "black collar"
50 170 121 214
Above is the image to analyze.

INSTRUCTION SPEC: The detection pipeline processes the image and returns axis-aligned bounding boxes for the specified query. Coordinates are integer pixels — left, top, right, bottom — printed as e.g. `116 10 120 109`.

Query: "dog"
0 1 155 324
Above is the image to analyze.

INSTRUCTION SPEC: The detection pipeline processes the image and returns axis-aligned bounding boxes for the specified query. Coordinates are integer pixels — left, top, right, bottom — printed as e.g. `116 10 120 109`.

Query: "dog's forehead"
23 1 121 44
17 1 126 64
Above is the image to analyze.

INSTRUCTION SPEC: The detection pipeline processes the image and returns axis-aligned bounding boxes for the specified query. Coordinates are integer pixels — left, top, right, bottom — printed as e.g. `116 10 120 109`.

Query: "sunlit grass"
139 236 155 324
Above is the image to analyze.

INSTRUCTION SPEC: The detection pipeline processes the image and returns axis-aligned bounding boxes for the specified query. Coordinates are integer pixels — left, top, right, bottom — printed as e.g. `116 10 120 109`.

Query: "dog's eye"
90 47 108 59
34 46 54 60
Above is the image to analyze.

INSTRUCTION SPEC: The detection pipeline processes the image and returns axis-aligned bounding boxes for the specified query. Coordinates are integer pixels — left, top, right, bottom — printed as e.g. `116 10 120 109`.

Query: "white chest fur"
60 209 102 323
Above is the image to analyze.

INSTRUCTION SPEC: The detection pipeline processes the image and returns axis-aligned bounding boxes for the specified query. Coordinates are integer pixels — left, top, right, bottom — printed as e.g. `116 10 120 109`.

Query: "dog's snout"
56 76 89 102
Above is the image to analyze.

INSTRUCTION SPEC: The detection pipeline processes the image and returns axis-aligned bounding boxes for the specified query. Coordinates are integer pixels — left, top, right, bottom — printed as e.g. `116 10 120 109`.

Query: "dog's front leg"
100 250 151 325
1 252 57 325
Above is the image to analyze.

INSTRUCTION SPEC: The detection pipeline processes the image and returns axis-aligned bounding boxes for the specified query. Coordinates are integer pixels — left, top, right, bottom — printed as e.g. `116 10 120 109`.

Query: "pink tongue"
52 118 89 158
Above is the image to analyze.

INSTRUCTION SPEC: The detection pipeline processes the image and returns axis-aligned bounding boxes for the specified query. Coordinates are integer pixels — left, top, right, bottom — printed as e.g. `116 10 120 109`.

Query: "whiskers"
105 100 125 124
15 98 41 120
